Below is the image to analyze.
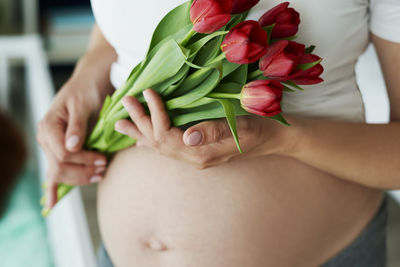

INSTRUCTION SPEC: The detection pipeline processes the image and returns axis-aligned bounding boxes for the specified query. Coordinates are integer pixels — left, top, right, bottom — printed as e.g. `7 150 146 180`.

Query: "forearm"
282 116 400 189
70 24 117 100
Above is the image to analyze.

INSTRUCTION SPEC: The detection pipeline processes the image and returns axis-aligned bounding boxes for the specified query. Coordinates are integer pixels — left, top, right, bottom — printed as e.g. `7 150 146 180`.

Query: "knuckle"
154 134 166 144
196 154 212 169
147 139 159 149
211 126 223 143
238 117 253 132
67 95 85 110
56 150 69 162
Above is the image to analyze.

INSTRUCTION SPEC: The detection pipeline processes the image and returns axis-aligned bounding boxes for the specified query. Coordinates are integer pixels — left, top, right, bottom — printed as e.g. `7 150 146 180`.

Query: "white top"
91 0 400 122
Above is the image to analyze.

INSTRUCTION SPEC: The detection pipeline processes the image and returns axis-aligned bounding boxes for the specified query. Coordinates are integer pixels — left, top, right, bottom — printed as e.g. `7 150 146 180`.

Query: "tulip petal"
193 14 232 33
271 24 299 39
259 40 288 71
259 2 290 26
240 80 283 117
264 53 295 77
231 0 260 14
191 0 232 33
259 2 300 39
222 20 269 64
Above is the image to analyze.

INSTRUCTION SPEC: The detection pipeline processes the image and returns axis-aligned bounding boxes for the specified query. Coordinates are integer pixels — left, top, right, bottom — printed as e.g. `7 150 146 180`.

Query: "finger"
64 150 108 166
41 140 107 167
46 180 58 209
122 96 154 139
143 89 171 138
49 162 106 186
183 119 232 146
115 119 145 141
39 116 70 162
65 102 91 152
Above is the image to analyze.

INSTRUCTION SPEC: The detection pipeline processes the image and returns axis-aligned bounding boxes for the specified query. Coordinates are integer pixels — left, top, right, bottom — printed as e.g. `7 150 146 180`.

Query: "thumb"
183 119 231 146
65 107 90 152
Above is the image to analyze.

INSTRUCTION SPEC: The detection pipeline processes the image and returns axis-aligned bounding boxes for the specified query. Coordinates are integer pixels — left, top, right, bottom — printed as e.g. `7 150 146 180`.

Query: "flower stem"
206 92 241 100
180 28 196 46
248 69 264 80
206 52 226 66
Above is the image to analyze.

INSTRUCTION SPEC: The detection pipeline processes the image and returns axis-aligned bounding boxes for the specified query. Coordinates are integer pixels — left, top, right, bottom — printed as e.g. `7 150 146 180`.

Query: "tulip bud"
259 40 305 81
231 0 260 14
190 0 232 34
259 2 300 39
240 80 284 117
221 20 269 64
291 54 324 85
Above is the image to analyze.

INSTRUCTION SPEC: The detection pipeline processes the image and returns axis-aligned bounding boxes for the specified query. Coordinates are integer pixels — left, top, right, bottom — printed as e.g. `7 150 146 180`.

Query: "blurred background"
0 1 399 267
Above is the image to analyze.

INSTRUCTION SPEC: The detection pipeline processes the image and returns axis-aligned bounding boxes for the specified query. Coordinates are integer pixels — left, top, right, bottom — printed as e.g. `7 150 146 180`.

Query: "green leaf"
282 80 305 91
283 85 296 92
98 95 112 118
263 24 275 44
216 99 243 153
213 82 243 94
129 39 189 96
179 97 217 109
170 67 214 97
148 1 192 52
305 45 316 54
106 39 190 120
166 68 221 109
270 113 290 126
297 58 322 70
171 97 250 126
188 30 228 57
226 13 248 30
150 64 190 94
106 134 136 153
221 63 248 85
271 35 298 42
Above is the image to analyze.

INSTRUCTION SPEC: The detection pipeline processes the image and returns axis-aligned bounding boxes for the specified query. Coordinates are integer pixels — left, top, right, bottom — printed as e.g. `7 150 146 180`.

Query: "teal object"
0 166 54 267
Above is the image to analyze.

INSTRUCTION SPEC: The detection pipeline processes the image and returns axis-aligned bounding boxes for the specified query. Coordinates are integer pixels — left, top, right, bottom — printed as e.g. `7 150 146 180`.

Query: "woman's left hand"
114 89 293 169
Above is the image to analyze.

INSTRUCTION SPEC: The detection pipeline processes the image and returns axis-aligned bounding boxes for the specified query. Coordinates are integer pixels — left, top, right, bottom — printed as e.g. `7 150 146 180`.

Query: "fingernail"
143 90 151 102
121 96 129 107
185 131 202 146
46 190 53 209
95 167 106 174
94 159 107 166
114 122 127 135
66 135 80 150
90 175 103 184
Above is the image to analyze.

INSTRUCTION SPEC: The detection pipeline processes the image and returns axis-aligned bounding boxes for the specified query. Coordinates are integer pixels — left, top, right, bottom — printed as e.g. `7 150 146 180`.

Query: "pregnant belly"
97 146 383 267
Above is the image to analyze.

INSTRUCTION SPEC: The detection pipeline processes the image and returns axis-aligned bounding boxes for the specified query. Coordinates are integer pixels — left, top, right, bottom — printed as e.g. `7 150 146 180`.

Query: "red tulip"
259 40 305 81
240 80 284 117
291 54 324 85
231 0 260 14
259 2 300 39
190 0 232 34
221 20 269 64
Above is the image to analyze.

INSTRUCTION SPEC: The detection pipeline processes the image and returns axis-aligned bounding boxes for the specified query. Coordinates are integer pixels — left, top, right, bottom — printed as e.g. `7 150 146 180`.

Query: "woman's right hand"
37 76 109 209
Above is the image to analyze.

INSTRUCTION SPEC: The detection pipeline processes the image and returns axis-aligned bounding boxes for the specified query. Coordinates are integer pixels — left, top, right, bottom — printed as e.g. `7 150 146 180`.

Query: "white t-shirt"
90 0 400 122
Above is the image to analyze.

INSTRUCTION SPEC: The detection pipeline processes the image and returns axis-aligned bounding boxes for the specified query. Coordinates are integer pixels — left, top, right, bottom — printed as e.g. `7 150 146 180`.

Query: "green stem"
180 28 196 46
248 69 264 80
206 92 241 100
206 52 226 66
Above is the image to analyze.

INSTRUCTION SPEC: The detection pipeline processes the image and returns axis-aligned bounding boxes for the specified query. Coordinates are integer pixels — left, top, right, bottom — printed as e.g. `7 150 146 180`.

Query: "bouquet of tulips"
41 0 323 216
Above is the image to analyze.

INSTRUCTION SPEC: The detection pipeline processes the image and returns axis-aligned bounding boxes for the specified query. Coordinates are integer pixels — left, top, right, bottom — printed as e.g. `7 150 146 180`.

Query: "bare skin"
98 147 383 267
37 23 399 267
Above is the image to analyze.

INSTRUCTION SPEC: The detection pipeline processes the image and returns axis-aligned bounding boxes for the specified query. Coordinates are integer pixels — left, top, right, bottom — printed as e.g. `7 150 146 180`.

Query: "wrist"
273 115 307 157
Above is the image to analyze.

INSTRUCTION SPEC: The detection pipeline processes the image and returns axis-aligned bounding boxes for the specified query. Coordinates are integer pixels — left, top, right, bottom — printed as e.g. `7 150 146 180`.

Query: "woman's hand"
115 89 293 169
37 77 109 208
37 25 117 209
